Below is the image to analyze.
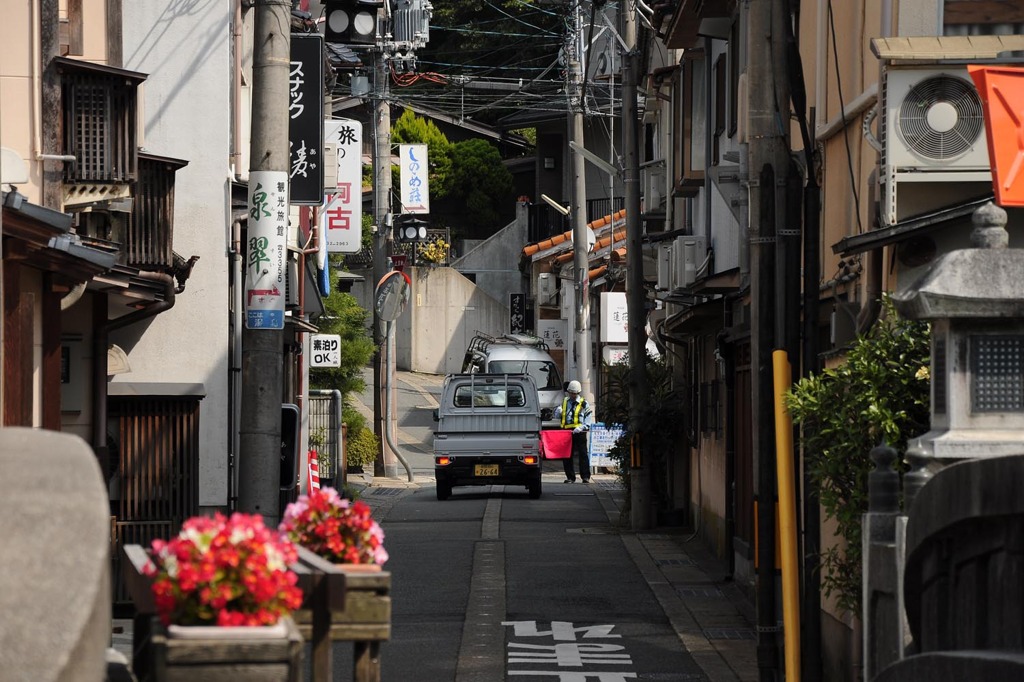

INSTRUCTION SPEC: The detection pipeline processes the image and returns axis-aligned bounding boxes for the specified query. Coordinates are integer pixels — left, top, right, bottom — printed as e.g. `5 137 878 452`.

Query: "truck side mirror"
541 408 553 421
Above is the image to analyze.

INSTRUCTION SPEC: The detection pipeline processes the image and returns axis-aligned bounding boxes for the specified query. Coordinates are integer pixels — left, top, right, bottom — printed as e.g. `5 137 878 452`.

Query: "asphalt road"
343 368 731 681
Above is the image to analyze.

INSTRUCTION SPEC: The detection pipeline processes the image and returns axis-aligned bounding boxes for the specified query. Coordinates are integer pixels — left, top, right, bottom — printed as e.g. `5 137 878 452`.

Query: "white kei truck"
432 373 549 501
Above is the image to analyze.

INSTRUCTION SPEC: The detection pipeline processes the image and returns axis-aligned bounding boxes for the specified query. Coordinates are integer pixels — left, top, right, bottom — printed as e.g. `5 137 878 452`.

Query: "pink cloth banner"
540 430 573 459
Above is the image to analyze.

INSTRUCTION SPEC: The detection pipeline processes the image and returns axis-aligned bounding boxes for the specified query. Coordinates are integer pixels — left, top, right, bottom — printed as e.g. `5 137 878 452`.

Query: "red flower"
147 512 303 627
279 487 389 565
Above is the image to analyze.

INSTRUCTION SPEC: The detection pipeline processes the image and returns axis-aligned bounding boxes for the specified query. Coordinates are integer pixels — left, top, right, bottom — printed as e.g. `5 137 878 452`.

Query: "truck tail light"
435 456 452 466
522 455 538 465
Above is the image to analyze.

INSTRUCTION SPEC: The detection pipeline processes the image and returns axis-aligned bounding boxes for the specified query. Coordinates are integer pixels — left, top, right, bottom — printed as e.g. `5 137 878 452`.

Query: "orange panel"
968 65 1024 206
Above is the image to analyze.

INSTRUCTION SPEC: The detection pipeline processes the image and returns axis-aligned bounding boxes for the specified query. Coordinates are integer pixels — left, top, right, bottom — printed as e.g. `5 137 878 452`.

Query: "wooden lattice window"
56 58 143 184
130 154 188 269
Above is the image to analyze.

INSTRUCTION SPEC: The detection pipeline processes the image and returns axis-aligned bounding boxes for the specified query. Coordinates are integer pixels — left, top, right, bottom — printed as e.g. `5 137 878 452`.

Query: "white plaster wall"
119 1 233 507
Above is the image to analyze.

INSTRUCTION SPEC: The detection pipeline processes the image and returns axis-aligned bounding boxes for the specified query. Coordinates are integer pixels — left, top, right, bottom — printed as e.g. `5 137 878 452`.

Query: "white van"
461 333 563 427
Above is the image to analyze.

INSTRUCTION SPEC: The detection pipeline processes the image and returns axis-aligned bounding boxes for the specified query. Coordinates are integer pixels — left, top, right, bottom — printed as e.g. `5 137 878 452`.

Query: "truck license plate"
475 464 499 477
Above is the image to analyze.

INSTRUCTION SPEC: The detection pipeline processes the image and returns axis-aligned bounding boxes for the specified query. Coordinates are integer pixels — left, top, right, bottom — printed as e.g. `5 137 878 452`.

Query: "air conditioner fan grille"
898 75 984 160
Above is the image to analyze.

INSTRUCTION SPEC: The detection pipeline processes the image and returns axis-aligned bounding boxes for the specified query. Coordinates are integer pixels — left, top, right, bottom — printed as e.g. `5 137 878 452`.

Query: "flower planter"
166 620 289 640
149 615 303 682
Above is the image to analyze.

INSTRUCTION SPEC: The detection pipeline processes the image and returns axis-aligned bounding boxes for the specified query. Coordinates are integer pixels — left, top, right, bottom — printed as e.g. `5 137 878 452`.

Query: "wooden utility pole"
238 0 292 526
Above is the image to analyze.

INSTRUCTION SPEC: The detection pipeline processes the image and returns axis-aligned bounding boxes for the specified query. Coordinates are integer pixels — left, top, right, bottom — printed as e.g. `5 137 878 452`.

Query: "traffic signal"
394 214 429 242
323 0 381 45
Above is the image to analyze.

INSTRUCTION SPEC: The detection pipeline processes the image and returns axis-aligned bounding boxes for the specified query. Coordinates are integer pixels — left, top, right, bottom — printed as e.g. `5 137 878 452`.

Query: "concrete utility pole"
238 0 292 526
568 5 593 402
372 47 398 478
748 0 791 679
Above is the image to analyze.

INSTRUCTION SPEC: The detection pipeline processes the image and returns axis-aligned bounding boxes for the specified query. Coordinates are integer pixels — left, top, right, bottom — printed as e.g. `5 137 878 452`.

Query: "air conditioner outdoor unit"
671 235 707 289
880 65 992 226
656 242 672 291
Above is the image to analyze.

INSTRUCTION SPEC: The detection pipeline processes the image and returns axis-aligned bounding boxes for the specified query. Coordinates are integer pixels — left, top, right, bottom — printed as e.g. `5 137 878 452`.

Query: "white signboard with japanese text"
537 318 568 352
602 345 628 365
323 119 362 253
399 143 429 213
245 171 288 329
588 422 624 469
600 291 628 342
309 334 341 368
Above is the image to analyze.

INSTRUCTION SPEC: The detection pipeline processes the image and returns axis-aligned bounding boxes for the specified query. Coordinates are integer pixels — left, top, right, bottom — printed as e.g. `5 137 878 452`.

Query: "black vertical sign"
288 34 324 205
510 293 525 334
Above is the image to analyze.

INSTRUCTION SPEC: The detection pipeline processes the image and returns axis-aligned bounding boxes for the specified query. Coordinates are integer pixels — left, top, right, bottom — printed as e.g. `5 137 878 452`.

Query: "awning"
871 35 1024 62
833 195 993 257
2 190 115 281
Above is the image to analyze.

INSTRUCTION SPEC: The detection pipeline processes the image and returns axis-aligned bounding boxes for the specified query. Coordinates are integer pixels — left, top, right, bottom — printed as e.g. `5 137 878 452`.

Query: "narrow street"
343 369 758 681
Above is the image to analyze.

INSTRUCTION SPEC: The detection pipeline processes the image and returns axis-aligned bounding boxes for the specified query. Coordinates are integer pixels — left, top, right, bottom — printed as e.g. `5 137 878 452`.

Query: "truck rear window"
453 385 526 408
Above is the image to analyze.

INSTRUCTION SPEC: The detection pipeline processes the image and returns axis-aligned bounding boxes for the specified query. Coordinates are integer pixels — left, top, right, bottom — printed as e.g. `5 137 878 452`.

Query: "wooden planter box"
290 549 391 682
148 616 303 682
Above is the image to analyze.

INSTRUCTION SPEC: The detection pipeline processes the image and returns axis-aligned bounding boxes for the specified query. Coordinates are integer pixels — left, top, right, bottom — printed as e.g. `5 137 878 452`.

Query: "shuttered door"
109 396 200 605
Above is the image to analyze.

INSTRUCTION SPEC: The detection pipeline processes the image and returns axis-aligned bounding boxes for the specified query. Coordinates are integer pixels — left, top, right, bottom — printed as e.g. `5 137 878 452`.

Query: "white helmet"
567 380 582 394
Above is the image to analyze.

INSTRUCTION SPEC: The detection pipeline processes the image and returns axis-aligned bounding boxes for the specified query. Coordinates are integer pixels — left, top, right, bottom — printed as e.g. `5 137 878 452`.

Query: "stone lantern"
893 202 1024 507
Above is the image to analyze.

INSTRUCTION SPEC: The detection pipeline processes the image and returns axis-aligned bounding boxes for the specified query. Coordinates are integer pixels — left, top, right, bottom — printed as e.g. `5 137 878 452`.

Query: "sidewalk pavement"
351 469 759 682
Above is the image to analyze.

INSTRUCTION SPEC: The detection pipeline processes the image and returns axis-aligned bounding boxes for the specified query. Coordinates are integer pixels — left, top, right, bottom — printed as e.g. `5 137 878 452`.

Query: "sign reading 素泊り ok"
245 171 288 330
399 144 429 214
309 334 341 368
323 118 362 253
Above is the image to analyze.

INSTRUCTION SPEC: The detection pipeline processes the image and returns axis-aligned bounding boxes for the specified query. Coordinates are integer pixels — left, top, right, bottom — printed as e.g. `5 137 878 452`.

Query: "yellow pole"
773 350 801 681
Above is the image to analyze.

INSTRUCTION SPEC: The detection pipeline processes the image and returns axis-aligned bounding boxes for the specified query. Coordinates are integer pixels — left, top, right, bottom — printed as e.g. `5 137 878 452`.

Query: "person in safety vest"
554 380 593 483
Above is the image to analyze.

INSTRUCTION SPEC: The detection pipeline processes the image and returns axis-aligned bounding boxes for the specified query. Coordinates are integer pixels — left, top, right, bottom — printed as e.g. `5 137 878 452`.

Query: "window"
452 385 526 408
713 54 727 165
674 54 705 196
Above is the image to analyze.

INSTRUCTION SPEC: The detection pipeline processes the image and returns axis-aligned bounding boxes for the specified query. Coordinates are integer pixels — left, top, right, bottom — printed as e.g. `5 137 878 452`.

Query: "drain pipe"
383 321 415 482
229 216 244 508
92 272 176 480
60 281 88 310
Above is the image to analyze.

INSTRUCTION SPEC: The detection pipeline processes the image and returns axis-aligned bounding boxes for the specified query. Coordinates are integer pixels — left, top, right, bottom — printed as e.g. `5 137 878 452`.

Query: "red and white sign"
324 119 362 253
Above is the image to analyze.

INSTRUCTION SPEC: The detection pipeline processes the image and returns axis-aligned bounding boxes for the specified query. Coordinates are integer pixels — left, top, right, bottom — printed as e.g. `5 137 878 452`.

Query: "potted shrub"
345 426 379 474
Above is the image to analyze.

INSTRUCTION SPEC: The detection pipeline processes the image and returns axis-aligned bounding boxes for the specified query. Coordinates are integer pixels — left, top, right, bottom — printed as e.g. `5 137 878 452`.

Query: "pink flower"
279 487 388 566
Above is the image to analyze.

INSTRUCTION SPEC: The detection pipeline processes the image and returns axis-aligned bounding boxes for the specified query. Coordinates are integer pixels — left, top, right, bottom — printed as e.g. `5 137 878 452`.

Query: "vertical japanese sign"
245 171 288 329
599 291 628 342
509 293 525 334
288 34 324 205
399 143 429 213
323 118 362 253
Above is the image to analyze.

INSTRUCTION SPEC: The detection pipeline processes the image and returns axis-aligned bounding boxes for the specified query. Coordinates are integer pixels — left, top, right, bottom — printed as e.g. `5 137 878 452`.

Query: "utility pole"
372 44 397 478
238 0 292 526
748 0 791 679
623 55 651 530
620 3 651 530
567 3 593 402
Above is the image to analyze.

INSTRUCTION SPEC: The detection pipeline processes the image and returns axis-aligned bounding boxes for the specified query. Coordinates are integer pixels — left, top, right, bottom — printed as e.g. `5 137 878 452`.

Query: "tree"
444 138 515 237
309 282 376 442
785 296 930 614
599 353 689 515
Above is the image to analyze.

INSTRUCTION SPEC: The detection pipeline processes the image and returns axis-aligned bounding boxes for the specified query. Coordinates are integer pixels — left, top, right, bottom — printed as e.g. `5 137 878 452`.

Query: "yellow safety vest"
560 397 584 429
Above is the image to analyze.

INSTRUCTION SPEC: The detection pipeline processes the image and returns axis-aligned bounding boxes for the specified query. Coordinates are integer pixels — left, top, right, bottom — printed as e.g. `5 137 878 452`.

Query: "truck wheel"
528 479 542 499
436 481 452 501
